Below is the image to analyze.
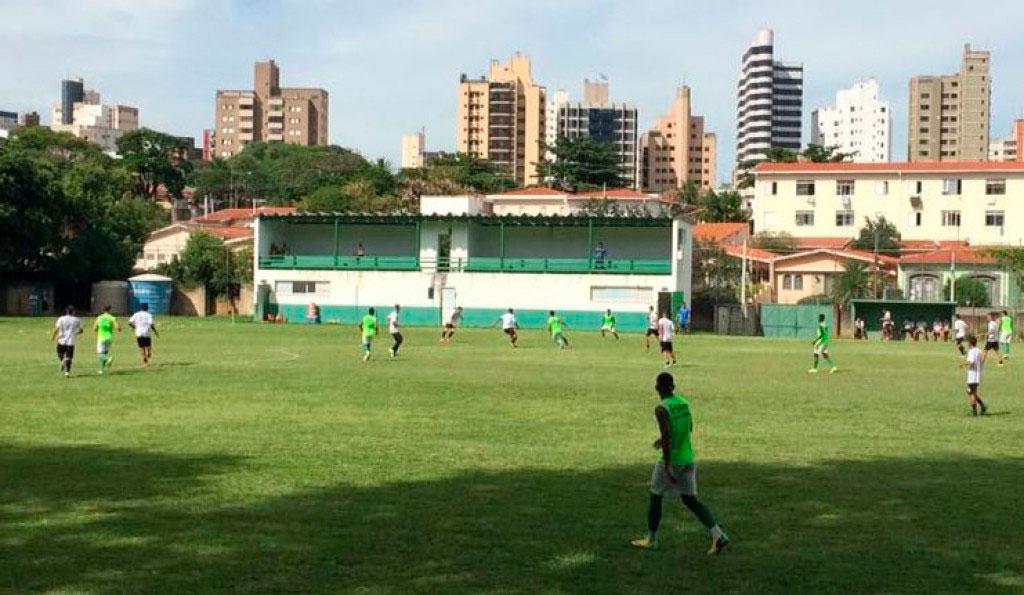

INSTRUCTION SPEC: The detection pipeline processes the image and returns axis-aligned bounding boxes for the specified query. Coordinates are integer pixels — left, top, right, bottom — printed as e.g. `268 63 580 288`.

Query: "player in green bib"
809 313 837 374
547 310 569 349
358 307 378 362
600 309 619 340
631 372 729 555
999 309 1013 364
92 305 122 374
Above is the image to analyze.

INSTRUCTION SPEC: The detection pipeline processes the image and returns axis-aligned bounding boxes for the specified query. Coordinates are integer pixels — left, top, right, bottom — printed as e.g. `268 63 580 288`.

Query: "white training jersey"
501 313 517 330
987 320 999 342
448 310 462 326
128 311 154 338
648 311 658 329
954 319 967 339
387 311 400 334
657 318 675 342
55 315 82 346
966 347 983 384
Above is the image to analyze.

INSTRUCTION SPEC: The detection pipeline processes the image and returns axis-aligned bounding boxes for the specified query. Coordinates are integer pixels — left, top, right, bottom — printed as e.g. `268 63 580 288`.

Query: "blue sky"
4 0 1024 181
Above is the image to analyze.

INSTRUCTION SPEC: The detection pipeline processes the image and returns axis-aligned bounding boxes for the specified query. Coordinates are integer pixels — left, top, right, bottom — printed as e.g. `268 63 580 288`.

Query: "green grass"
1 316 1023 594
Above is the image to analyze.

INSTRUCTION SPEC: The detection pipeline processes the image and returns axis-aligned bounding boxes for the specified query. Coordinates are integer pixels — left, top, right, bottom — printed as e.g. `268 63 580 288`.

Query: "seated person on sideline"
306 302 320 324
854 317 866 340
354 242 366 257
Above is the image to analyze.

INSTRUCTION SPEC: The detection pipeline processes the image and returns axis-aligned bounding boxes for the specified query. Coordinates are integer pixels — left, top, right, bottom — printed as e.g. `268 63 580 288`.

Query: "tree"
851 216 901 254
692 238 742 305
801 144 853 163
831 261 873 304
737 144 850 189
535 137 625 191
694 189 750 223
116 128 194 199
162 231 250 297
751 231 796 253
986 248 1024 296
944 275 990 307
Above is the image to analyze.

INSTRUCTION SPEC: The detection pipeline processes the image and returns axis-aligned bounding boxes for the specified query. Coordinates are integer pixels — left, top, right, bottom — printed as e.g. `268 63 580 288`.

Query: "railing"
259 255 670 275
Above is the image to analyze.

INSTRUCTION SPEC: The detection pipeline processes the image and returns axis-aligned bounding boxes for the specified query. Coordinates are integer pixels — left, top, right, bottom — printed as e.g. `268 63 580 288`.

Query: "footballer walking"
387 304 403 358
657 312 677 367
440 306 464 344
962 336 988 416
359 308 378 362
809 314 837 374
645 306 658 352
495 308 520 349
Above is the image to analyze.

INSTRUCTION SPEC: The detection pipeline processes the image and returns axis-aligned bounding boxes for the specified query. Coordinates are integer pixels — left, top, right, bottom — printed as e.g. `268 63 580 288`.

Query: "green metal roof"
258 211 675 228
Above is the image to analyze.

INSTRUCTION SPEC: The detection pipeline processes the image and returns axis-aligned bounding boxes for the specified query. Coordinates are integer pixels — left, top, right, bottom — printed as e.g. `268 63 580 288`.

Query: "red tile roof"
493 186 568 196
694 222 749 242
773 248 898 266
494 187 658 200
194 206 296 223
578 188 654 199
203 226 252 240
755 161 1024 173
722 245 777 262
792 237 853 250
899 247 997 265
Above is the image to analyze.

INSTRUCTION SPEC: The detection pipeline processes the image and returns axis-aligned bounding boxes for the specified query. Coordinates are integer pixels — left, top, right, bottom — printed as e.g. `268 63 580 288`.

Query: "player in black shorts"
645 306 658 352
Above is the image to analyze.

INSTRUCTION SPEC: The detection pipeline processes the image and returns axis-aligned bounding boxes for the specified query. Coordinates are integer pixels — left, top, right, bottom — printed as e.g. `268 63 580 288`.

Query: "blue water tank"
128 274 174 315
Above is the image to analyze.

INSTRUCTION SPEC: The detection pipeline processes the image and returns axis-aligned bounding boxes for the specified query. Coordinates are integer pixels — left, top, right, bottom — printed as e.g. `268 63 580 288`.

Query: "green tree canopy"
751 231 797 253
851 216 901 253
159 231 250 297
986 248 1024 296
116 128 194 199
535 137 625 191
831 261 873 304
694 189 750 223
944 275 990 307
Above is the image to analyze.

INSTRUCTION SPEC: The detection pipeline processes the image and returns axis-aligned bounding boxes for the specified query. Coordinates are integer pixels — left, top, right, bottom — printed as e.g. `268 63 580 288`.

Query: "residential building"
555 80 638 187
908 44 991 161
639 86 717 191
899 246 1017 306
812 79 891 162
19 112 40 127
253 194 691 329
401 131 425 169
0 111 17 131
693 222 750 247
772 249 897 304
50 80 139 153
752 161 1024 245
544 88 570 160
213 60 329 159
988 119 1024 162
202 129 215 161
736 28 803 164
457 53 546 185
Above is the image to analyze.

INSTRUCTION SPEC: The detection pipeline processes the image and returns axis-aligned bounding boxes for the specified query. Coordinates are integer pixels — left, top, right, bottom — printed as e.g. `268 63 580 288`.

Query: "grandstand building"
253 189 692 330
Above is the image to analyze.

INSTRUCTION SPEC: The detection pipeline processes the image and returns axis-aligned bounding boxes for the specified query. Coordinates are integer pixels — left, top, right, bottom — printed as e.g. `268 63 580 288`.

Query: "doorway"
437 233 451 272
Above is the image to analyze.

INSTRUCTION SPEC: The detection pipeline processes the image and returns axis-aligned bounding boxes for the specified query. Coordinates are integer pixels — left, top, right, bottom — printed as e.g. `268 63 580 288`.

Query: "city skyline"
4 1 1024 183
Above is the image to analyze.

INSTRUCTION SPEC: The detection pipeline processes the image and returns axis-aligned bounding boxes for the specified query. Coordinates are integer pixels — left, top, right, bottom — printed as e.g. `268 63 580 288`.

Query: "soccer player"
358 307 378 362
494 308 520 349
631 372 729 555
93 305 121 374
547 310 570 349
999 309 1013 364
657 312 677 367
51 306 83 377
387 304 403 358
953 313 968 356
983 312 1001 365
962 336 988 416
678 302 690 333
600 309 619 340
809 313 837 374
440 306 464 344
644 306 658 352
128 303 159 367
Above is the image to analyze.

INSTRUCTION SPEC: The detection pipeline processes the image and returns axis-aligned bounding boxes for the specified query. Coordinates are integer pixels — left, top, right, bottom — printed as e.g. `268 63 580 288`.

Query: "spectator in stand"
915 319 929 342
932 319 944 342
881 310 894 341
902 318 914 341
354 242 366 258
593 241 608 269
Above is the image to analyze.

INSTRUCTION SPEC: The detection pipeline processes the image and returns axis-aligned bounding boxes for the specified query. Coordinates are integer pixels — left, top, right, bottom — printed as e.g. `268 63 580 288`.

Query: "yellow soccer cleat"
807 368 819 374
829 366 838 374
707 534 730 555
630 536 658 550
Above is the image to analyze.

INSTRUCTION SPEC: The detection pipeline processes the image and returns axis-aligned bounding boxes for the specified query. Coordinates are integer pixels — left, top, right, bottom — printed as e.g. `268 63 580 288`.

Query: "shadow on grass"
2 445 1023 593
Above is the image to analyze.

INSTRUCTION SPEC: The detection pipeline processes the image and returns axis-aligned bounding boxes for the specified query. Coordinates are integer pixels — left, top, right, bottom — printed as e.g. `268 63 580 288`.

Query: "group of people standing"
51 304 159 376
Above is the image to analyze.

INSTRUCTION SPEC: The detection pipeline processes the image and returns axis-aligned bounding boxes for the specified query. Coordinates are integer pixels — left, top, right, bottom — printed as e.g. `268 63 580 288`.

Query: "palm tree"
831 261 872 305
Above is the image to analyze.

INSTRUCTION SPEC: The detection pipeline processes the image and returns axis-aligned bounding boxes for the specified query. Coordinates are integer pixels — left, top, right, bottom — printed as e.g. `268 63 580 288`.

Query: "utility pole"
740 238 748 317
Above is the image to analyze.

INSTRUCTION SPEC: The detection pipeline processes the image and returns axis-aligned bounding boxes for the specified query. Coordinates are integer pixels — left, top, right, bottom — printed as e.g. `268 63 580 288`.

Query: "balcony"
259 255 670 275
268 121 283 130
268 110 284 119
267 133 284 141
238 132 254 141
239 109 254 118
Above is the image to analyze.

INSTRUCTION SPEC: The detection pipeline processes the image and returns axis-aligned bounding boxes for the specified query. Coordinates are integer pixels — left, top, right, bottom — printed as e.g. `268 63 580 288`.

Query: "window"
874 180 889 195
782 274 804 291
985 179 1006 195
771 181 778 196
910 274 941 302
985 210 1005 227
942 178 962 195
275 281 329 296
909 180 923 195
836 179 855 196
796 180 816 196
795 211 815 226
941 210 961 227
835 211 855 227
783 274 791 290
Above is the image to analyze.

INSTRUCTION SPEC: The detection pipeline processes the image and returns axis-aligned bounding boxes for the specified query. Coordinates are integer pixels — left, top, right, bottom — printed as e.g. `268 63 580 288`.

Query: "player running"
387 304 403 358
93 305 122 375
809 313 837 374
657 312 677 367
962 336 988 416
953 313 968 356
51 306 83 377
128 303 159 367
631 372 729 555
999 309 1013 364
440 306 464 344
644 306 658 352
547 311 570 349
983 312 1001 365
359 307 379 362
494 308 519 349
600 309 619 340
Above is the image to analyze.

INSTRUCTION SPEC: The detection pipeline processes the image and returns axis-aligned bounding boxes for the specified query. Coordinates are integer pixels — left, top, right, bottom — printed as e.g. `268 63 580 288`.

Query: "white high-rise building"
736 28 803 164
811 79 891 163
401 131 425 169
544 89 570 159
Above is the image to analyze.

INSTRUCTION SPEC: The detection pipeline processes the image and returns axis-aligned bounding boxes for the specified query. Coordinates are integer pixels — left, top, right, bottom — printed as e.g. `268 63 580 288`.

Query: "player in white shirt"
657 313 677 367
493 308 520 349
50 306 83 377
128 303 160 367
962 335 988 416
952 314 968 355
983 312 1001 363
440 306 464 344
387 304 403 358
645 306 659 352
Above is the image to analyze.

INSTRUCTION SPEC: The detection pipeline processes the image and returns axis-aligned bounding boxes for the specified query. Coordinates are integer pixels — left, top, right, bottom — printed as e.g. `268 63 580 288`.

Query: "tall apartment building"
988 119 1024 162
736 28 803 164
908 44 991 162
457 53 546 186
812 79 891 163
639 86 717 191
554 80 638 187
544 88 570 160
213 60 329 159
401 131 425 169
50 79 139 153
19 112 40 127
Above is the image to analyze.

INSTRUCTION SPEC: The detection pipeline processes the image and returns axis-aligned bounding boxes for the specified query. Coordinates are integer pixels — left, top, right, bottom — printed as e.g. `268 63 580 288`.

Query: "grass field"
1 316 1023 594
